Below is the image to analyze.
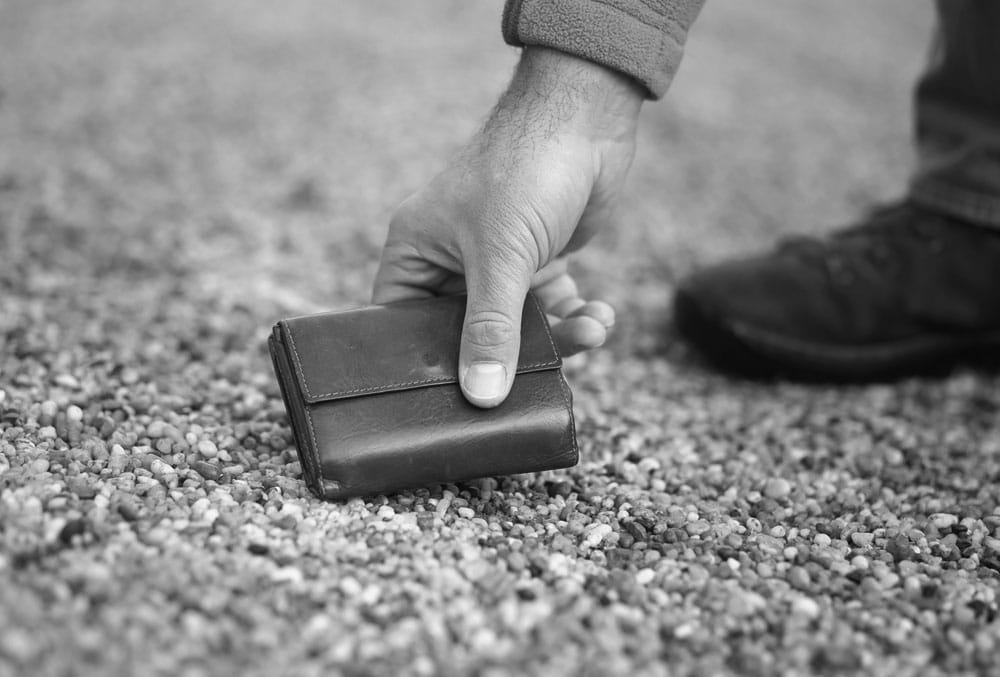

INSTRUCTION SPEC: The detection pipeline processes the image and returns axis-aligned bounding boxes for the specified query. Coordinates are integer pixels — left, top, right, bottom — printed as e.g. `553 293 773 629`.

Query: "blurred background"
0 0 932 356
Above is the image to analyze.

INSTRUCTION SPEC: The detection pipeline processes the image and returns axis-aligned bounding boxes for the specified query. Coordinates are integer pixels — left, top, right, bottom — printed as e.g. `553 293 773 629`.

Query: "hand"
373 47 643 408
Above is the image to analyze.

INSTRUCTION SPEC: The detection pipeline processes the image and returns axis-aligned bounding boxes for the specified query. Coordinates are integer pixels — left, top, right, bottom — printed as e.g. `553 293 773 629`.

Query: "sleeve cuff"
503 0 704 99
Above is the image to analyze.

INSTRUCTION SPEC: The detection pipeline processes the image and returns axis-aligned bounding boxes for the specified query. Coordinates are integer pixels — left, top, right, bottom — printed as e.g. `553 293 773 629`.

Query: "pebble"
788 566 811 588
930 513 959 530
583 523 613 548
635 568 655 585
763 478 792 499
791 596 821 619
193 461 222 482
68 476 98 499
685 520 711 537
117 499 141 522
850 532 875 548
66 405 84 423
39 400 59 421
197 440 219 458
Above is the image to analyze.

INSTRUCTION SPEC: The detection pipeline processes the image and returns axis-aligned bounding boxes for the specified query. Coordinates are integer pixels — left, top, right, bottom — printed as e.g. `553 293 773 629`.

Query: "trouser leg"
908 0 1000 227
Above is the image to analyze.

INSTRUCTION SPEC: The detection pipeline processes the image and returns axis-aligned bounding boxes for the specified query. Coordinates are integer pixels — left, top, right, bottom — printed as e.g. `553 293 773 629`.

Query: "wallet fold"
269 293 578 500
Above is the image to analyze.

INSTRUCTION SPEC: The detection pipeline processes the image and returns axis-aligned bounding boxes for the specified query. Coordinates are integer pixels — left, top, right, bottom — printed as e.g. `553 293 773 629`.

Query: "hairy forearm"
491 47 644 145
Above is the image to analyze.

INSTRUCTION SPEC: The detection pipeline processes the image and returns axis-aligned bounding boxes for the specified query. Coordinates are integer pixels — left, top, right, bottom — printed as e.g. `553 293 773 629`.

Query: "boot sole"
674 290 1000 382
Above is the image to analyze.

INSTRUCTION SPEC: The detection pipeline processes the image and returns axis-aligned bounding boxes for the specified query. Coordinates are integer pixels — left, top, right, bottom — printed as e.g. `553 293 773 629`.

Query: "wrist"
496 47 643 143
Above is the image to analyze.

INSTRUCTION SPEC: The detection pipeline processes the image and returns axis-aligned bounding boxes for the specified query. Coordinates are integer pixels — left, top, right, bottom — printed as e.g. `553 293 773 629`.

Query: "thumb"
459 249 535 409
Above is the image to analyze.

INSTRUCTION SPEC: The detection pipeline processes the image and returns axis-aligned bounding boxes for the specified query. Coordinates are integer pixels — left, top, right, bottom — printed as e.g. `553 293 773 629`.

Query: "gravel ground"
3 1 1000 675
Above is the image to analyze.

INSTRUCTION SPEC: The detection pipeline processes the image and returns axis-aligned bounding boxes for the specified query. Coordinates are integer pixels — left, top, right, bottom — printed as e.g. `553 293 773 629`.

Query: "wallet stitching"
283 321 317 400
305 368 556 400
285 293 561 401
300 402 328 497
282 324 328 488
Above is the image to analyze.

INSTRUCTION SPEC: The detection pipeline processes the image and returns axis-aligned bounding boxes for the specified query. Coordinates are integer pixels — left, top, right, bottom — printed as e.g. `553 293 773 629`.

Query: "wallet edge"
269 327 341 499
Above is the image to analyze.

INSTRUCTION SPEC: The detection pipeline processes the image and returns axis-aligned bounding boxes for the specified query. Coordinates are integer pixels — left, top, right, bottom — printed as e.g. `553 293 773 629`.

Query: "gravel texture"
3 1 1000 675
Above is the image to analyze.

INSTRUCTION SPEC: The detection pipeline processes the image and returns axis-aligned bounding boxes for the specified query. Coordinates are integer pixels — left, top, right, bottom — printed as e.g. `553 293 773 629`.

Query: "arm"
373 2 705 408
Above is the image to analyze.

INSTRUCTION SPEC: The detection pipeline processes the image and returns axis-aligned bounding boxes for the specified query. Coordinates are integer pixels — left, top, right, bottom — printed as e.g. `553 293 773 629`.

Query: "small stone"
551 534 574 553
788 566 811 588
791 595 821 619
39 400 58 423
66 405 84 423
30 458 51 474
887 534 915 562
197 440 219 458
982 536 1000 555
58 518 88 544
763 477 791 499
339 577 362 597
850 532 875 548
674 622 696 639
270 567 304 584
38 426 58 440
54 374 80 389
67 476 98 499
636 568 655 585
685 520 711 537
193 461 222 482
248 543 269 555
930 513 959 530
117 499 141 522
583 523 613 548
457 507 475 520
506 552 527 573
149 458 174 477
146 421 167 438
107 444 128 473
548 481 573 498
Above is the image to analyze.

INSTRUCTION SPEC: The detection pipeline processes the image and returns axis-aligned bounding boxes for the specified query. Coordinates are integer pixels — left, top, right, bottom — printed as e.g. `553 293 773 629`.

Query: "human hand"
373 47 643 408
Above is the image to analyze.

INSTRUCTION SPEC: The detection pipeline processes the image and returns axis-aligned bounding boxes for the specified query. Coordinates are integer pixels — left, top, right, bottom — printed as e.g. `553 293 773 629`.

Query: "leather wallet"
268 293 578 500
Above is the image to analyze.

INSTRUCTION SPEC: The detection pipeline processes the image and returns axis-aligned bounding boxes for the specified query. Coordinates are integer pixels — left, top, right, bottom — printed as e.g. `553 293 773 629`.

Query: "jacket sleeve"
502 0 706 99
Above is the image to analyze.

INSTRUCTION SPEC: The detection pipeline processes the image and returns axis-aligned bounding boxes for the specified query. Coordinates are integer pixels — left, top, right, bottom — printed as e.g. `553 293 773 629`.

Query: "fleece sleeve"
502 0 706 99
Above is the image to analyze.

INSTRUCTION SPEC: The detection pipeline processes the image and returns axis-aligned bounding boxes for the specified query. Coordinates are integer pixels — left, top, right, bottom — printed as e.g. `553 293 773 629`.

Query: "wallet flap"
278 293 561 403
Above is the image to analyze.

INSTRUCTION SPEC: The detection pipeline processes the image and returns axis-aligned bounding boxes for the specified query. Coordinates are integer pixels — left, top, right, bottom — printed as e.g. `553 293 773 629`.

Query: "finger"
530 258 570 289
550 315 608 356
532 263 579 314
549 296 587 319
459 245 534 409
372 247 453 304
567 300 615 328
372 277 438 305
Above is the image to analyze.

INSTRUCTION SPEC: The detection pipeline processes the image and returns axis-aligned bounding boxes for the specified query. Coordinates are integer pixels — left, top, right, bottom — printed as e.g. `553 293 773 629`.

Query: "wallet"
268 293 578 500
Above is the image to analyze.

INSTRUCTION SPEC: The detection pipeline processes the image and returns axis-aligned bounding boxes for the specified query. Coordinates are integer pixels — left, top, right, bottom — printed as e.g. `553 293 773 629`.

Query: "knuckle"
464 311 516 348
